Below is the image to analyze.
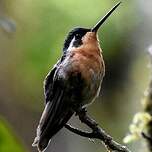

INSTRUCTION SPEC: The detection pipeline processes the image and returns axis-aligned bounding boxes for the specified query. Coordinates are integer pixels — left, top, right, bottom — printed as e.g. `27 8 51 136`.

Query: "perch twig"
65 109 131 152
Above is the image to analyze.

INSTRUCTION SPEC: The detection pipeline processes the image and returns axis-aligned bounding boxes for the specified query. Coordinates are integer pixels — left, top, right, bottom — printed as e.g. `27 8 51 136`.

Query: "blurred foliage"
0 116 27 152
0 0 151 152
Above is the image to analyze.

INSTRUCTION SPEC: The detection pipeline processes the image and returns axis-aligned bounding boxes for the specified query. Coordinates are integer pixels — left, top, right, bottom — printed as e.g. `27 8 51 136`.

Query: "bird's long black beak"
91 2 121 33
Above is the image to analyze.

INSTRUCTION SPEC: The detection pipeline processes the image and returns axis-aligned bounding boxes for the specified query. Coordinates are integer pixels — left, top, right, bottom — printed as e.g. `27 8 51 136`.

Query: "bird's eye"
75 33 81 39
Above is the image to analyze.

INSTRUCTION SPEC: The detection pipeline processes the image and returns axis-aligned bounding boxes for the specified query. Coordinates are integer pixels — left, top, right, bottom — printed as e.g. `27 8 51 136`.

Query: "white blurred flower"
148 45 152 56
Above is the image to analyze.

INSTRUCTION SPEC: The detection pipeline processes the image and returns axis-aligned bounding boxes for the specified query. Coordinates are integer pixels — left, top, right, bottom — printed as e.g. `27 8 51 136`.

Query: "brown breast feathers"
69 32 105 82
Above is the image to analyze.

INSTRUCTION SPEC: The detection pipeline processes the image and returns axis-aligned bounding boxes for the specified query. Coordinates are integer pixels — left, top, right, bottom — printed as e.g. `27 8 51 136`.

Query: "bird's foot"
75 107 87 116
76 108 98 127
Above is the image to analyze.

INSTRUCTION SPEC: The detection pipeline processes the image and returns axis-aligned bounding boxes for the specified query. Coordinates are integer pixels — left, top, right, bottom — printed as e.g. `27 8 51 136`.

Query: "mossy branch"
123 49 152 152
142 50 152 151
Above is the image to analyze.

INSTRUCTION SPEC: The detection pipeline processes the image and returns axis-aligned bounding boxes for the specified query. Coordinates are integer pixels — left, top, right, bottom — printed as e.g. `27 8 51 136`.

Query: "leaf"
0 117 28 152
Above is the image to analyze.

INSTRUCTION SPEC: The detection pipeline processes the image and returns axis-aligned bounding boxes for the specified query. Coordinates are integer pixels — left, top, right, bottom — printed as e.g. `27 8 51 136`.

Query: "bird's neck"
81 32 102 54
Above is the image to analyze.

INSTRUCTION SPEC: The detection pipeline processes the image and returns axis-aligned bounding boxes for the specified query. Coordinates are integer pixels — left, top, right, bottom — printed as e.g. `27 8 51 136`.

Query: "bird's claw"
75 107 87 116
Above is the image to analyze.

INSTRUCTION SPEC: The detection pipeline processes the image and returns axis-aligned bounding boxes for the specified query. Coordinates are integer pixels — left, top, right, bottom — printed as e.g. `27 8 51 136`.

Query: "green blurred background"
0 0 151 152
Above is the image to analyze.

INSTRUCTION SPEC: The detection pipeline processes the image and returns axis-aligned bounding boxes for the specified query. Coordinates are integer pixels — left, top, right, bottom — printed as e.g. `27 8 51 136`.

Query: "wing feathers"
33 88 73 152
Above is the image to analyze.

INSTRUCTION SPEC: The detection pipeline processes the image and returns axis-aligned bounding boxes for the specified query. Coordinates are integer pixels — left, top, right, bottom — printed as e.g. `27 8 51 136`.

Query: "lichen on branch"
123 48 152 152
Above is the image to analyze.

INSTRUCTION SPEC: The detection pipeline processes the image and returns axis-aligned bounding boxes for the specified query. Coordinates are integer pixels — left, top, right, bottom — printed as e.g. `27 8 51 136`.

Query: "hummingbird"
32 2 121 152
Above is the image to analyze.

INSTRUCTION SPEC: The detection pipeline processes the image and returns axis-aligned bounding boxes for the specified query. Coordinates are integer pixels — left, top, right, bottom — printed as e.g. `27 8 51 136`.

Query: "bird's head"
63 2 121 53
